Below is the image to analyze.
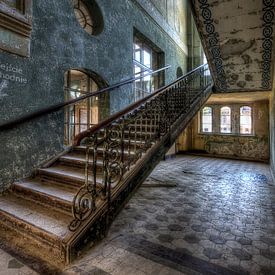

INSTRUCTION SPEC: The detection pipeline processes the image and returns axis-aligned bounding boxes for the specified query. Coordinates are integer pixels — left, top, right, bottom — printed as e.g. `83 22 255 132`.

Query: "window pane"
143 48 151 68
202 107 212 132
220 107 231 133
134 43 141 62
134 65 141 75
240 106 252 134
2 0 18 9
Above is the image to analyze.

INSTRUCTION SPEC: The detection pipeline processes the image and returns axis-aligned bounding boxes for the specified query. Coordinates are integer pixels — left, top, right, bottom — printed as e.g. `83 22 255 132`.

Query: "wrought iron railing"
69 63 212 231
63 72 162 144
0 65 170 131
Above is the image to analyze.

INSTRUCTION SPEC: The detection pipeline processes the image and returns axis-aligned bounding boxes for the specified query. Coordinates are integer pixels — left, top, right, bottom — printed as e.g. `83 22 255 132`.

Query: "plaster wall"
0 0 191 191
270 73 275 180
178 100 269 162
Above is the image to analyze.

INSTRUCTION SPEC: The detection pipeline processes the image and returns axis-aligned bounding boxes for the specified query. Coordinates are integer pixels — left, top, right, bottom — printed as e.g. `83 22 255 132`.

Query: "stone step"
89 129 156 142
11 179 74 214
38 164 104 188
73 145 143 155
74 138 153 153
59 153 104 169
0 193 72 266
0 193 70 245
59 150 140 169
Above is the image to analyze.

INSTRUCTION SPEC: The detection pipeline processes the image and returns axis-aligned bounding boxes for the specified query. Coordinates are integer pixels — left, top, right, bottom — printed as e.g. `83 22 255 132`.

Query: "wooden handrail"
0 65 171 131
74 63 208 145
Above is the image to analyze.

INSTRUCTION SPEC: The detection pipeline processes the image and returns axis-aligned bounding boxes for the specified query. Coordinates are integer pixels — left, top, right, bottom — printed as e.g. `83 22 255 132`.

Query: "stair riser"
58 159 105 171
73 144 149 157
11 185 72 214
39 172 105 191
39 173 83 188
0 222 66 268
0 211 61 249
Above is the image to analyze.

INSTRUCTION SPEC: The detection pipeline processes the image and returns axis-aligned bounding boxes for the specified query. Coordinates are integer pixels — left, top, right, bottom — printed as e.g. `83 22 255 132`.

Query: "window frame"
133 29 165 101
220 106 232 134
0 0 32 57
239 105 253 135
199 104 254 136
200 106 213 133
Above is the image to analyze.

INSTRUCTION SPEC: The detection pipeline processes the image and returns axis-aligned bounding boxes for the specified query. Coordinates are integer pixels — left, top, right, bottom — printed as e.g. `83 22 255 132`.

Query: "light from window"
240 106 252 134
133 37 153 95
201 107 212 133
220 106 231 133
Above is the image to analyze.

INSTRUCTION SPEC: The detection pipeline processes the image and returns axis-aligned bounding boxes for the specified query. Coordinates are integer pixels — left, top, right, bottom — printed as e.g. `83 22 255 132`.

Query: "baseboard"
178 151 269 163
164 153 177 160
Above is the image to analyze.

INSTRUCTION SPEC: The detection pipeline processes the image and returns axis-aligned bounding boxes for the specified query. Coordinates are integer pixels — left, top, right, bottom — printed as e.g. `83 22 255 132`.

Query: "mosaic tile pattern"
0 248 37 275
1 155 275 274
63 155 275 274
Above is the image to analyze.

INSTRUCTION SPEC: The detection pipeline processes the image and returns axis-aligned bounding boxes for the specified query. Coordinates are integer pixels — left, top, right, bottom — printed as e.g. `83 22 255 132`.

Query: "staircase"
0 64 212 268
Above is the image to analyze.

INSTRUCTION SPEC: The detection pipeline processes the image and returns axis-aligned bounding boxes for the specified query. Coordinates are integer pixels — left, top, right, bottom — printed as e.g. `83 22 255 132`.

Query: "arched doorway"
64 69 108 145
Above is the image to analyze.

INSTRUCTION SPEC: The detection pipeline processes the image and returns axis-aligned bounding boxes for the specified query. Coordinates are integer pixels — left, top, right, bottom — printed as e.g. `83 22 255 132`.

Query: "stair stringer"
63 85 213 264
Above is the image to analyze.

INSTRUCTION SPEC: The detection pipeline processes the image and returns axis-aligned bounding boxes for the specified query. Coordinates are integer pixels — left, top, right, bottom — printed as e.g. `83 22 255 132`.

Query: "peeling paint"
245 74 253 81
237 81 246 88
241 54 252 64
220 39 255 59
192 0 275 91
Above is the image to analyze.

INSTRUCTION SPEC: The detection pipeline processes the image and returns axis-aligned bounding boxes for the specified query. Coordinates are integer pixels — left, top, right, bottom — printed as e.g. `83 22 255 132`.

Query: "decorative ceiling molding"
262 0 275 90
197 0 227 91
192 0 275 92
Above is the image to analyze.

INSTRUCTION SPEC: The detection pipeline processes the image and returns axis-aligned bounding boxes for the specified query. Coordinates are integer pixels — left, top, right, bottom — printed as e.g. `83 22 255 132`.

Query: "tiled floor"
1 155 275 274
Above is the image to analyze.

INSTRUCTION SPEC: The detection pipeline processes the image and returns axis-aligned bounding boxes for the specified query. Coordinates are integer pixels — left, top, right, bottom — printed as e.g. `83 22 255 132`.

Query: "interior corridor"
0 155 273 274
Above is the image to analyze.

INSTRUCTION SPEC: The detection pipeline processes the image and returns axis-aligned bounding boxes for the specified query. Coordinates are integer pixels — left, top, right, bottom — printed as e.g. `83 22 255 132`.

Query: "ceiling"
191 0 275 92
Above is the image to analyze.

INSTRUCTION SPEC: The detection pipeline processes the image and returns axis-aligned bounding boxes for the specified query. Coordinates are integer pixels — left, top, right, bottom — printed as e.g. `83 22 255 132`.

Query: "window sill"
199 133 255 138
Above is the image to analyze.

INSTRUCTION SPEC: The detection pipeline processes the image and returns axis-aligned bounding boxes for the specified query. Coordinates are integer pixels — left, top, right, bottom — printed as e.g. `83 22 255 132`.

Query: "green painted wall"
0 0 192 191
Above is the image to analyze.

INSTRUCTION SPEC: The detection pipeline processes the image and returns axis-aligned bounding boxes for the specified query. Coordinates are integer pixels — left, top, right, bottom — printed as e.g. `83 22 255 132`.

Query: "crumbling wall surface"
0 0 189 191
178 100 269 162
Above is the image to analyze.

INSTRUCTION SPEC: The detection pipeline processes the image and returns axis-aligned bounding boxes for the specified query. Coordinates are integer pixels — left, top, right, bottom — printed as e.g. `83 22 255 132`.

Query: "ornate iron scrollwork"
69 64 212 231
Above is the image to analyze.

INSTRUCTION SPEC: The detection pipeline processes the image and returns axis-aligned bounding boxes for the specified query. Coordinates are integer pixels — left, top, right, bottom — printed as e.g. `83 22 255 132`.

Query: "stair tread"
60 153 103 164
74 144 148 154
0 193 70 239
39 164 104 184
14 179 75 203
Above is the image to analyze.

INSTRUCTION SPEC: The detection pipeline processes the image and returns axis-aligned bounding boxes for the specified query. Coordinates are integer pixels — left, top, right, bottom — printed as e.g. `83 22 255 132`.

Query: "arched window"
73 0 104 35
74 0 93 33
201 107 212 133
220 106 231 133
64 69 108 145
240 106 252 134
